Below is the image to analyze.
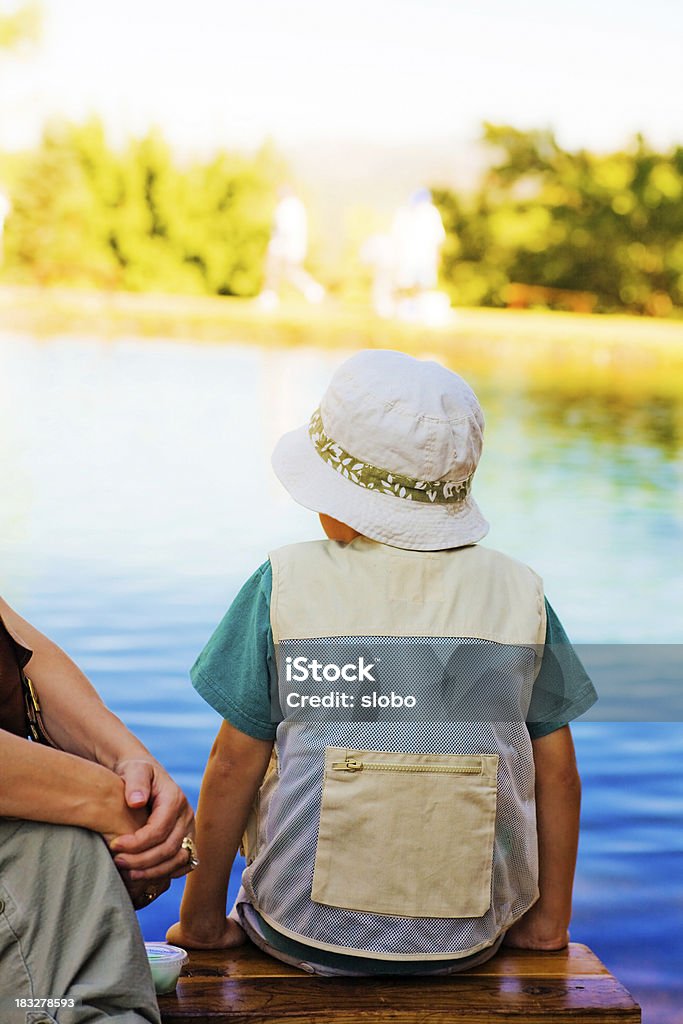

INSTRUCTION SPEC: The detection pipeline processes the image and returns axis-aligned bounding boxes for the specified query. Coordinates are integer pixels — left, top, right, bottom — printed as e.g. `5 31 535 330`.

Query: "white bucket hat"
272 349 489 551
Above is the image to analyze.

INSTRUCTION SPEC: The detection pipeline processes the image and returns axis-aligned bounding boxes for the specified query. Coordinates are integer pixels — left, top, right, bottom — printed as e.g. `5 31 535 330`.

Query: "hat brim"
272 425 490 551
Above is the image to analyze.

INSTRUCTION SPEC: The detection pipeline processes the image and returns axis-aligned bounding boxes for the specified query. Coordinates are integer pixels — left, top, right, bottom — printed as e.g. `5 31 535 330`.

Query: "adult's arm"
503 724 581 950
0 727 146 835
0 596 194 880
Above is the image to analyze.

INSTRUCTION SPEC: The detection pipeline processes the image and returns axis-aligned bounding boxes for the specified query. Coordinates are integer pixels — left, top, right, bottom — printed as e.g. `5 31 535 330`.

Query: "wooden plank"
174 943 614 981
466 944 614 978
161 976 640 1023
177 945 307 979
159 943 642 1024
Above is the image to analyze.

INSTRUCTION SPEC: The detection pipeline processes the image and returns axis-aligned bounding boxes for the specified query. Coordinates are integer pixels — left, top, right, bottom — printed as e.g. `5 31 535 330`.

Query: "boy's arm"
167 719 274 949
503 724 581 950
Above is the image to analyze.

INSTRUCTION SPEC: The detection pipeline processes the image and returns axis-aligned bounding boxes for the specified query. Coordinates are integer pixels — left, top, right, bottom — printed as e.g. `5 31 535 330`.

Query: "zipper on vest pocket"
331 757 482 775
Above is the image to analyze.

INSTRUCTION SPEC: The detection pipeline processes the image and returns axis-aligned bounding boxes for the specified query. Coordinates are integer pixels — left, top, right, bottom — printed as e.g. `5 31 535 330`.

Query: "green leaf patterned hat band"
308 408 474 506
272 349 490 551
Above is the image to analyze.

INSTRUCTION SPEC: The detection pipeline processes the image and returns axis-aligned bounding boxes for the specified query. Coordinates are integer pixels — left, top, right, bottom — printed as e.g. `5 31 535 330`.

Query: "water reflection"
525 388 682 454
1 333 681 1021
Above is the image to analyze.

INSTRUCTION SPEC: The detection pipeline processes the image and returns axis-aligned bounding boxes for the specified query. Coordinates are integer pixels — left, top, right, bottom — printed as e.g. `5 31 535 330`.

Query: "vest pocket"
311 747 499 919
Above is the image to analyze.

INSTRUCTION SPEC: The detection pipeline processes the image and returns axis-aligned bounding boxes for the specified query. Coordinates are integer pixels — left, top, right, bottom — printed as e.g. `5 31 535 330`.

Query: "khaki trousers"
0 819 160 1024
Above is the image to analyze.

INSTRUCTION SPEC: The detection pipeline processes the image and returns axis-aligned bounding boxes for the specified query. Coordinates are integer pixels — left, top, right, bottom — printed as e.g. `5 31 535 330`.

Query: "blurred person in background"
392 188 451 325
0 190 10 265
360 232 397 319
392 187 446 294
258 186 325 309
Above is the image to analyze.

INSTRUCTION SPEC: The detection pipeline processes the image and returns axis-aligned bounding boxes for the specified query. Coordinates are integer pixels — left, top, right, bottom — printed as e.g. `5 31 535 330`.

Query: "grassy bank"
1 284 682 392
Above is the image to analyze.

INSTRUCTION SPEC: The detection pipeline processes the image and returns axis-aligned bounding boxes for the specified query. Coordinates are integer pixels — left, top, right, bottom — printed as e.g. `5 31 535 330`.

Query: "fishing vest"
0 611 32 738
242 537 546 961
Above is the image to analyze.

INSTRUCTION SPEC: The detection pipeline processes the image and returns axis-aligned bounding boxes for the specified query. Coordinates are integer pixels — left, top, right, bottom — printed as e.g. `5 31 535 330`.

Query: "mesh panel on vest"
244 636 539 958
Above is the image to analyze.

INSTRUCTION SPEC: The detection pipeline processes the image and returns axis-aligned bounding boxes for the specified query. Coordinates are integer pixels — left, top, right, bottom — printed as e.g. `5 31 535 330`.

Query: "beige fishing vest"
242 536 546 960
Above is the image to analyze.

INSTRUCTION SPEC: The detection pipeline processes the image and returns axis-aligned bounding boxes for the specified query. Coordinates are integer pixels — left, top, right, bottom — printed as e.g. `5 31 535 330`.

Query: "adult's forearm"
0 597 154 768
0 729 146 836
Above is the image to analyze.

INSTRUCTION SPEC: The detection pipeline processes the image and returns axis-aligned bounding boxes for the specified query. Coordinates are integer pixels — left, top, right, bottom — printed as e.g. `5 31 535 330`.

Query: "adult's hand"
108 758 195 882
125 874 172 912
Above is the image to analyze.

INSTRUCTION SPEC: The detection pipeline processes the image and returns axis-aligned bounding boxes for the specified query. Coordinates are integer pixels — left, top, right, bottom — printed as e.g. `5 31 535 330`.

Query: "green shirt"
191 559 597 972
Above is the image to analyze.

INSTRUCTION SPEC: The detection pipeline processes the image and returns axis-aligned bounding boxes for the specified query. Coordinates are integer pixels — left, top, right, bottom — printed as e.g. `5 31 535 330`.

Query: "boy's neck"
318 514 362 544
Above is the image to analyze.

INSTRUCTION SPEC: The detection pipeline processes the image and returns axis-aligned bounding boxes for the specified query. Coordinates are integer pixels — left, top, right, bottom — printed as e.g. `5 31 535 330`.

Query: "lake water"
1 333 681 1023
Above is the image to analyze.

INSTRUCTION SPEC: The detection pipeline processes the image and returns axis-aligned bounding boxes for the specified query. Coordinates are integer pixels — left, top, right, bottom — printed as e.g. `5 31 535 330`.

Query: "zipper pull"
25 676 42 711
331 758 363 772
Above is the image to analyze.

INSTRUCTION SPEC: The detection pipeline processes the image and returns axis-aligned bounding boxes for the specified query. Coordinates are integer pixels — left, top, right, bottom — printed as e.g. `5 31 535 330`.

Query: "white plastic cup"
145 942 188 995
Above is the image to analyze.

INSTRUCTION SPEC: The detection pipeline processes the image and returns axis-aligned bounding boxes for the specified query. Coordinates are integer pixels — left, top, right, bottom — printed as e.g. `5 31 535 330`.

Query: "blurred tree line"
434 124 683 316
0 1 41 49
1 118 280 295
1 116 682 314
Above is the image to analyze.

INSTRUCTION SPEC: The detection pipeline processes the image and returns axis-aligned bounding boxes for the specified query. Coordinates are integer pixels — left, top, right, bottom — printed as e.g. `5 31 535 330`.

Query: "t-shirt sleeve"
190 562 277 741
526 599 598 740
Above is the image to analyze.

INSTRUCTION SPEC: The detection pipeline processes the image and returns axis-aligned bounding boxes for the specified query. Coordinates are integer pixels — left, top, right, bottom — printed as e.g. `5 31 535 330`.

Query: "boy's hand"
502 916 569 951
166 917 246 950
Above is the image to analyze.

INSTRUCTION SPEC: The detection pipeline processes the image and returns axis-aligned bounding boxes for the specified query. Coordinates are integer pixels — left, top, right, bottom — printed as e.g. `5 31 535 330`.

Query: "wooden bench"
158 941 642 1023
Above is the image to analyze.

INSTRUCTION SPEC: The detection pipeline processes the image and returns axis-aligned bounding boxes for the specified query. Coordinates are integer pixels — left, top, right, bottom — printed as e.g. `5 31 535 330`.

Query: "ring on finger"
139 885 160 906
181 835 200 871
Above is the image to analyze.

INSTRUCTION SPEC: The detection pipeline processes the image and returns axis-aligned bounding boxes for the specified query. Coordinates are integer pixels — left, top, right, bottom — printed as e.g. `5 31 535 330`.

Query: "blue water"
1 334 681 1023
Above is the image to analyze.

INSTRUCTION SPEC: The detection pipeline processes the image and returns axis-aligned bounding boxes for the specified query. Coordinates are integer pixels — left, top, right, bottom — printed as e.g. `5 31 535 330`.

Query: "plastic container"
145 942 188 995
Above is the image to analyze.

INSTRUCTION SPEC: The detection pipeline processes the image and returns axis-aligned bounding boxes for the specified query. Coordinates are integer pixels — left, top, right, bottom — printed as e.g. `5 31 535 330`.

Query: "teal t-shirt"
190 559 597 972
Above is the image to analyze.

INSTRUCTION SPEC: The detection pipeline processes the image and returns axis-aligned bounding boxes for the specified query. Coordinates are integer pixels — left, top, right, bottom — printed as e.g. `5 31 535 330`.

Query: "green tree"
3 117 279 295
4 119 122 286
434 124 683 316
0 1 41 50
